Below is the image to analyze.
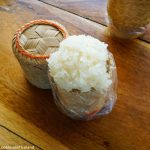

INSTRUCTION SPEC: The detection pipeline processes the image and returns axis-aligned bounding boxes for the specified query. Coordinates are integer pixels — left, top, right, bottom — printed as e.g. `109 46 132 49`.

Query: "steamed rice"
47 35 112 93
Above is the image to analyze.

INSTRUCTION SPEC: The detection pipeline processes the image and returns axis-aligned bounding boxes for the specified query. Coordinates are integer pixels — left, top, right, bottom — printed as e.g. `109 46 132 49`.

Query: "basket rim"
14 20 69 59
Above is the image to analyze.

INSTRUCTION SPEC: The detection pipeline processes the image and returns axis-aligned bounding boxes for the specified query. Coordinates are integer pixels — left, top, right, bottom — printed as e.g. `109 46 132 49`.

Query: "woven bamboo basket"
12 20 68 89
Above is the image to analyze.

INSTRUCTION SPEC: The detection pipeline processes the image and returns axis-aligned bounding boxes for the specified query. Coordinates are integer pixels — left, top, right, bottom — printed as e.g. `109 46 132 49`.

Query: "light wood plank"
0 126 38 149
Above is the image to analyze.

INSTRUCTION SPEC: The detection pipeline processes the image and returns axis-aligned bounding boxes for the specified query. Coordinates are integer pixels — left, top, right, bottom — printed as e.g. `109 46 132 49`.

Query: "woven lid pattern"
20 24 63 56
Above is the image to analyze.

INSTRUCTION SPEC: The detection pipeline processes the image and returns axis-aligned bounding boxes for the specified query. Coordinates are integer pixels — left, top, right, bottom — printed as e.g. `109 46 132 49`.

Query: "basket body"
12 20 68 89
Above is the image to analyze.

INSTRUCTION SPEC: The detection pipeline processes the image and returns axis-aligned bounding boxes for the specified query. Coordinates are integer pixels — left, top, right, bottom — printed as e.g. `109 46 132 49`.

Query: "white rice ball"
47 35 112 93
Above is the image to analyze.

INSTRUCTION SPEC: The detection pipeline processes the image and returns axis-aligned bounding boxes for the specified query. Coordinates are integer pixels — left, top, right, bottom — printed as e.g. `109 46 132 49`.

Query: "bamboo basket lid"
14 20 68 59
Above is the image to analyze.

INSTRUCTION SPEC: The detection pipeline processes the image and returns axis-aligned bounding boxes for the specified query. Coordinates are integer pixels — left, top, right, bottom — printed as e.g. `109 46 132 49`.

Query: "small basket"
12 20 68 89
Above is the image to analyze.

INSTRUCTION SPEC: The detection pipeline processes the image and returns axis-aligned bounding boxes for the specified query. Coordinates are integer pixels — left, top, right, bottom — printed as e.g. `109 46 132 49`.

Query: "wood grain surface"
0 125 36 148
0 0 150 150
39 0 108 25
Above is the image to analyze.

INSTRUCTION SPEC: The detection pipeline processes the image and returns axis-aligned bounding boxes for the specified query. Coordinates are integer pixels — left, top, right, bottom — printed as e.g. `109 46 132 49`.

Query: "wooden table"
0 0 150 149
